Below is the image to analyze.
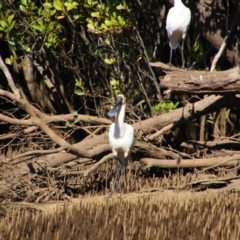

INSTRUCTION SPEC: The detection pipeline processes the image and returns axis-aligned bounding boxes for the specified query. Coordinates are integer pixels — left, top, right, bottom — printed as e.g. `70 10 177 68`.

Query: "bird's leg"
169 47 173 70
180 39 185 69
109 158 120 197
152 42 158 60
119 164 126 194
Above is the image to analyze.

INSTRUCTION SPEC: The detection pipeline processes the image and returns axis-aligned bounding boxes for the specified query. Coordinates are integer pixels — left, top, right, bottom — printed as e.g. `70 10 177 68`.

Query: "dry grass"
1 156 239 239
0 191 239 240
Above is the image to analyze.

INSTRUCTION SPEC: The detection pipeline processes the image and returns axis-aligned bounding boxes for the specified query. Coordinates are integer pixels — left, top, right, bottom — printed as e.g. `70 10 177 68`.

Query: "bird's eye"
117 95 122 100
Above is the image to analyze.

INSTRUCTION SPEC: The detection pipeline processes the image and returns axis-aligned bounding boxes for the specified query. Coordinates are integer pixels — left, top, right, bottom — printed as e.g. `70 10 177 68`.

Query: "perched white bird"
166 0 191 68
107 94 135 195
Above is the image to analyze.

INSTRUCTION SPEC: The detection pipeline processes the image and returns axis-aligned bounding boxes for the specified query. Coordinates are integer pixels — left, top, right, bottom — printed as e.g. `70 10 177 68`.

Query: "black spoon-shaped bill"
107 96 123 117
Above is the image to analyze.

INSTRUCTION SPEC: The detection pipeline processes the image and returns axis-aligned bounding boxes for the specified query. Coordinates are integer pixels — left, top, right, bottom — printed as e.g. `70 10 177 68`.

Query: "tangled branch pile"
1 58 240 201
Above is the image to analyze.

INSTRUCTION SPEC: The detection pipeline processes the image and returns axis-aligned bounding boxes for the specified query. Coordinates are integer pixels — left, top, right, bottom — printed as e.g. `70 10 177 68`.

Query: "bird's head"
107 94 125 117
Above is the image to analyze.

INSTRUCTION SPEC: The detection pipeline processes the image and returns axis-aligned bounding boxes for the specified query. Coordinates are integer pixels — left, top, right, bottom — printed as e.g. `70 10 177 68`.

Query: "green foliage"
110 78 120 96
5 55 15 65
0 0 63 52
0 0 186 117
104 57 116 65
225 109 230 119
187 38 211 68
65 111 79 127
153 101 179 114
135 99 147 111
75 78 86 96
0 1 132 84
190 41 202 60
43 0 79 18
85 0 130 34
0 8 16 38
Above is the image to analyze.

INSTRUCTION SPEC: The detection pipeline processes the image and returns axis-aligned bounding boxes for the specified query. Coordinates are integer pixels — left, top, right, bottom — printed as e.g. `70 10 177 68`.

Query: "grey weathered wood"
150 62 240 94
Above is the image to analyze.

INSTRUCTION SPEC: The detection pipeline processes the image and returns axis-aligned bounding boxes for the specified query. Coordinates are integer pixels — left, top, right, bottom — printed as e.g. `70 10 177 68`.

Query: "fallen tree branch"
2 78 240 178
2 88 240 151
133 94 240 136
6 147 66 164
150 62 184 72
0 133 19 141
140 154 240 169
150 64 240 94
0 202 46 211
147 124 174 141
0 113 33 126
13 94 240 175
63 158 94 168
18 143 111 176
84 126 105 140
0 89 107 159
180 139 240 150
198 157 240 173
82 153 114 177
40 113 111 126
17 140 180 176
58 153 114 177
167 176 240 191
134 141 180 159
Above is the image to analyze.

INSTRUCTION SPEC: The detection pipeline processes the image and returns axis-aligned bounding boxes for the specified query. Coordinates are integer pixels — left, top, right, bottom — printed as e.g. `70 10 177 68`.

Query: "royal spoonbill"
107 94 135 195
166 0 191 68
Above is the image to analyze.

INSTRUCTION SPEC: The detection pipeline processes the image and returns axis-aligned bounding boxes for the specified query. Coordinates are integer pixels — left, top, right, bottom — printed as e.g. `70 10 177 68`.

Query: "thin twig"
58 153 114 177
0 54 20 98
134 26 162 101
147 123 174 141
198 157 240 173
5 147 66 163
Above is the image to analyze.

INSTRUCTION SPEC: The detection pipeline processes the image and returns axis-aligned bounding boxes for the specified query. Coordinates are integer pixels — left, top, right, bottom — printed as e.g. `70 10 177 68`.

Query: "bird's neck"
174 0 184 7
115 104 125 134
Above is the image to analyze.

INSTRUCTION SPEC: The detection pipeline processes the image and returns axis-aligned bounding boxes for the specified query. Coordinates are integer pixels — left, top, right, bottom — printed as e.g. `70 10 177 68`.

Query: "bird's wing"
127 125 135 146
108 123 115 146
182 8 191 37
166 7 175 36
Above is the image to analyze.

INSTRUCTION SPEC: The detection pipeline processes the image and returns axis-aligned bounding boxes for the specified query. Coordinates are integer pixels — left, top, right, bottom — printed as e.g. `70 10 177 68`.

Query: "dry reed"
0 191 239 240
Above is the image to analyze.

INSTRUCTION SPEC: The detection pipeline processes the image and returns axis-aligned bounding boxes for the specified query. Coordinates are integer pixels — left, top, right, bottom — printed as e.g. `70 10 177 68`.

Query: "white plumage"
166 0 191 68
107 94 134 195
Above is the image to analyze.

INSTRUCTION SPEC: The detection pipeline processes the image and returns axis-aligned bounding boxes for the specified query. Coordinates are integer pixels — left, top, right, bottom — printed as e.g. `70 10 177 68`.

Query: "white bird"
107 94 135 195
166 0 191 68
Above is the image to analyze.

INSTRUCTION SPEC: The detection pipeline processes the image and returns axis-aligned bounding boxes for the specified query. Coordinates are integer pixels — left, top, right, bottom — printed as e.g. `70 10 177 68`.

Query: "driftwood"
150 62 240 94
166 176 240 192
180 140 240 150
140 154 240 169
